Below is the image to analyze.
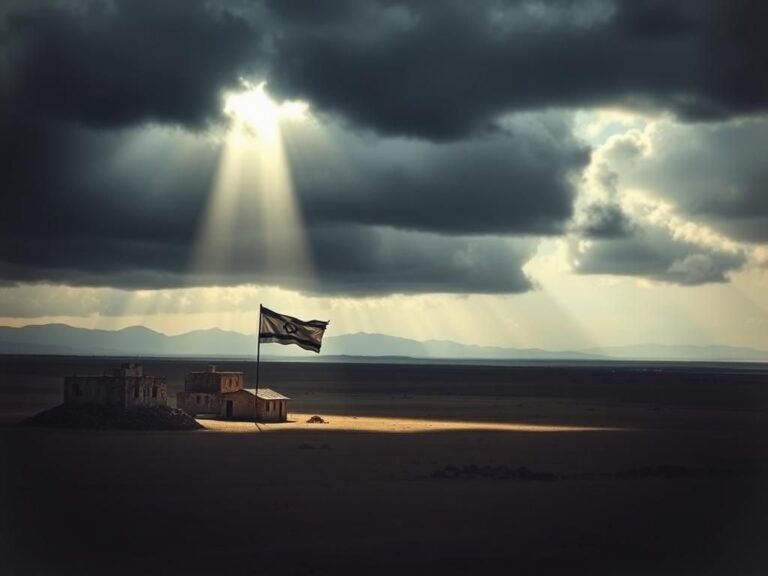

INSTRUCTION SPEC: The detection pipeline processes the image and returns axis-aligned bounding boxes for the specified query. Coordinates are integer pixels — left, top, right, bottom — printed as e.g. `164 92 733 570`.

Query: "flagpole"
255 305 262 425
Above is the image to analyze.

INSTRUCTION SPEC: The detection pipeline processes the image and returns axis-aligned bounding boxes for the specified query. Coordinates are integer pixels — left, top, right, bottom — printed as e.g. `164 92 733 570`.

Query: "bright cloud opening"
224 80 309 142
192 81 315 298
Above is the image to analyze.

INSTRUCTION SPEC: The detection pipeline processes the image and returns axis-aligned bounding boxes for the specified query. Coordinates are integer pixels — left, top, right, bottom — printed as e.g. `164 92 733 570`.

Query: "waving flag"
258 306 329 353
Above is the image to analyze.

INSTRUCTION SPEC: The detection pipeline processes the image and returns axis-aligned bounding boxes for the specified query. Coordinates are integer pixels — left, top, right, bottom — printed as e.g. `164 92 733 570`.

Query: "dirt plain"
2 356 768 575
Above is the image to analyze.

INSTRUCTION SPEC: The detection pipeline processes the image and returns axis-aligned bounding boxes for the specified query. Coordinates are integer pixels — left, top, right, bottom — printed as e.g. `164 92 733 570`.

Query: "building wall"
183 372 218 394
125 377 168 408
220 391 256 421
256 398 288 422
221 374 244 393
176 392 222 416
64 376 123 406
184 371 244 394
64 376 167 408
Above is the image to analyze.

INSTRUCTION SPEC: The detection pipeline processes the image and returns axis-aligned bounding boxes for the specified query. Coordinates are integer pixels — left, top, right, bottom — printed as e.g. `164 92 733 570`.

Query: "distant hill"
584 343 768 362
0 324 594 360
0 324 259 357
320 332 597 360
0 324 766 363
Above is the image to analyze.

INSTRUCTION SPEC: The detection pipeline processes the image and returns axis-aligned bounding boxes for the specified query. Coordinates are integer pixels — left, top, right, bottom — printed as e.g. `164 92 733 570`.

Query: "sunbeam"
193 80 313 290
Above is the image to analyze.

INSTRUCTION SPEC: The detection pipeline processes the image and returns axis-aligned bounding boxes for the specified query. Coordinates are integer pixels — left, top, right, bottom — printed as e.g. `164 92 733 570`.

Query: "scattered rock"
432 464 558 482
19 404 204 430
306 415 327 424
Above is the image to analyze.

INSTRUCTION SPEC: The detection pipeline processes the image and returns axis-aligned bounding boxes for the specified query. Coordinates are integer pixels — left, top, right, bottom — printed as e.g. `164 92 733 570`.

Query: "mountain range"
1 324 767 363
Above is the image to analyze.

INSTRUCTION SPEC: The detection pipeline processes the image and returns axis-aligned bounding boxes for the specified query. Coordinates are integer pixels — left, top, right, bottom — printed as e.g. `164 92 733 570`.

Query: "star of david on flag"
258 305 329 353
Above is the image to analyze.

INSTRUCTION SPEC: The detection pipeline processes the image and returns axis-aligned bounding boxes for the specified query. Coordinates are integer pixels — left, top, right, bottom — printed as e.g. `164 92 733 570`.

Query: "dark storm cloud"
1 0 766 295
3 0 264 129
0 0 589 295
290 114 589 235
0 224 536 296
0 118 541 294
572 159 634 239
0 121 214 252
571 227 747 285
577 202 634 239
266 0 768 139
1 111 587 243
306 227 535 295
3 0 766 138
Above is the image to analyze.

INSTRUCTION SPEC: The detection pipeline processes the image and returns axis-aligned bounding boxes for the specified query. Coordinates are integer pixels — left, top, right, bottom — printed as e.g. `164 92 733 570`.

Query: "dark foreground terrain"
2 356 768 575
20 403 203 430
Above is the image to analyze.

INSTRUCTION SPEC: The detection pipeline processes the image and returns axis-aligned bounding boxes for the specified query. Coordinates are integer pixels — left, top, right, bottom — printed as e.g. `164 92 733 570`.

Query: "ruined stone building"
177 365 289 422
64 363 167 408
176 365 242 415
223 387 290 421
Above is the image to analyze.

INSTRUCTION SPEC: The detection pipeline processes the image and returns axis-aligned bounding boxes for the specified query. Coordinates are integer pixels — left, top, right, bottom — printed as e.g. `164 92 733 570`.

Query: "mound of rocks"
432 464 559 482
19 404 204 430
306 415 327 424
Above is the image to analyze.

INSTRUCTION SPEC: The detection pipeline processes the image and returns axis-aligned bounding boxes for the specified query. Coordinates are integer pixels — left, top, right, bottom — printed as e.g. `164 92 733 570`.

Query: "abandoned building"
64 363 168 408
176 365 241 416
222 388 290 422
177 365 289 422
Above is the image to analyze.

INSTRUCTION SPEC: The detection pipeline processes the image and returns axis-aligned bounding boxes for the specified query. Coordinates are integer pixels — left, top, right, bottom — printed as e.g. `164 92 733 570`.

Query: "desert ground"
2 356 768 575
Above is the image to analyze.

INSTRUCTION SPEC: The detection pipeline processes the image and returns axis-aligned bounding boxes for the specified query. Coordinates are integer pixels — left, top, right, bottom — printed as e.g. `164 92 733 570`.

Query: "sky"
1 0 768 350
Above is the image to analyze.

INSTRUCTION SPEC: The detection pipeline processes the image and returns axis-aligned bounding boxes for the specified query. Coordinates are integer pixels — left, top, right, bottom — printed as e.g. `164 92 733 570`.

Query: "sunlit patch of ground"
198 413 629 433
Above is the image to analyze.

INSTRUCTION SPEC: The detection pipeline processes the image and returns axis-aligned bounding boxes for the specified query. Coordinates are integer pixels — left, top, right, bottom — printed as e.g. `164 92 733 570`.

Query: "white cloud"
570 112 762 285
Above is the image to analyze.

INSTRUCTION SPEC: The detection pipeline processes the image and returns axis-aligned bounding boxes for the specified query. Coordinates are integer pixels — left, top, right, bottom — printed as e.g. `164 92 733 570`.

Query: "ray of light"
193 81 314 292
200 413 630 434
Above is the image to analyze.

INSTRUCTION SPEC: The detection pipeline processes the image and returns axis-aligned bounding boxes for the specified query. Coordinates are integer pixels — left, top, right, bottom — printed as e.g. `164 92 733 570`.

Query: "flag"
258 306 329 353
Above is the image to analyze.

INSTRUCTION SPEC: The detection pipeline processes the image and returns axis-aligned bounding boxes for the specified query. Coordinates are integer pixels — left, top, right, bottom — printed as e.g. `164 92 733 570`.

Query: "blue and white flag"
259 306 329 353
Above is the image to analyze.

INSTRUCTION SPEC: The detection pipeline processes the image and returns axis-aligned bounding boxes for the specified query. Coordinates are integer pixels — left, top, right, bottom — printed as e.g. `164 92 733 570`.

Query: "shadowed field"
2 356 768 575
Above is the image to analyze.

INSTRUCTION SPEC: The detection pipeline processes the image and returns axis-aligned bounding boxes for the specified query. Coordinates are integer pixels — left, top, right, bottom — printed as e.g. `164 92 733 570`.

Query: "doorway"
225 400 233 419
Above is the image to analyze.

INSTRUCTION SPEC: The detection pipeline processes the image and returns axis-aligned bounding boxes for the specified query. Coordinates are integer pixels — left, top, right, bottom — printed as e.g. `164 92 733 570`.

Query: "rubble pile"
19 404 204 430
432 464 558 482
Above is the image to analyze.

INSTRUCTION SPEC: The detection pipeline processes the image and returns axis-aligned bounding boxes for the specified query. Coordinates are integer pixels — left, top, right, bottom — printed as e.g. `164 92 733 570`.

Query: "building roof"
187 365 243 376
222 388 290 400
187 371 244 376
245 388 290 400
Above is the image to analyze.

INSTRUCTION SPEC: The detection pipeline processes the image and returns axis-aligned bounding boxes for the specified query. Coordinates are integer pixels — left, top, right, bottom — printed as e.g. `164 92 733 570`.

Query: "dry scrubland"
2 356 768 575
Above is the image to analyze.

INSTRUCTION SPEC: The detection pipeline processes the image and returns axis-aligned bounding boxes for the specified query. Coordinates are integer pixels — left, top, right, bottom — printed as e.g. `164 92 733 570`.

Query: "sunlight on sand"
198 413 629 434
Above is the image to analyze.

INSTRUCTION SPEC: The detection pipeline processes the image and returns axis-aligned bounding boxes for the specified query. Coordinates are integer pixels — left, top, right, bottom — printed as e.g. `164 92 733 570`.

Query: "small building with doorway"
255 388 289 422
219 388 256 420
178 365 289 422
220 388 289 422
64 363 167 408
